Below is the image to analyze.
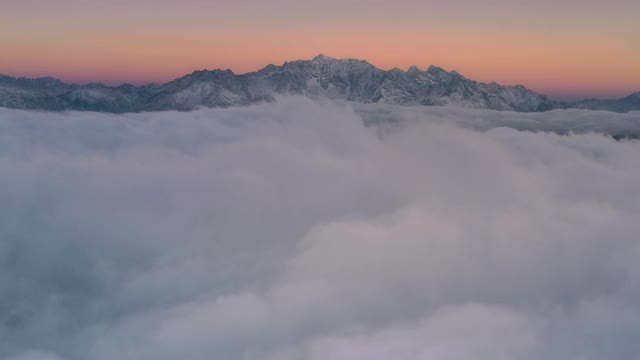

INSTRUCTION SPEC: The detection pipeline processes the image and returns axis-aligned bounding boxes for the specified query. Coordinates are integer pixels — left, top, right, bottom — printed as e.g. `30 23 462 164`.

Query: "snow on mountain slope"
0 55 636 113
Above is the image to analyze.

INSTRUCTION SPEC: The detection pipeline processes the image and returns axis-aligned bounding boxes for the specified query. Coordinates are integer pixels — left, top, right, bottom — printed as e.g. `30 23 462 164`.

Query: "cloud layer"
1 99 640 359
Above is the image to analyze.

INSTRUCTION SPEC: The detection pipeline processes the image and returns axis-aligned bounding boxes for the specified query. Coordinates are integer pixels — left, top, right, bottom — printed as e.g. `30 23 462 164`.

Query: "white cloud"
354 102 640 138
1 98 639 359
295 304 541 360
4 352 63 360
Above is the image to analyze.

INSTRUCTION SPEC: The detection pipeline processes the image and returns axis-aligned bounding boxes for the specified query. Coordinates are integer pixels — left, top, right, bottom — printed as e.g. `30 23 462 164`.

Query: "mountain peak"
408 65 422 73
426 65 447 74
312 54 335 62
2 55 638 113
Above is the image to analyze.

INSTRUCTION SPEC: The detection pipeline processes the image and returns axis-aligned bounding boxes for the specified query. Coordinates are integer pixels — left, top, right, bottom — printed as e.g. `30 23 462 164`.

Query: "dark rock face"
0 55 636 113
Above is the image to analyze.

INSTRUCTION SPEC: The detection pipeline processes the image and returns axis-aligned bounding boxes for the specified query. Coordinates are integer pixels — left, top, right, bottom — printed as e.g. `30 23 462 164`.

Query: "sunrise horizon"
3 1 639 101
2 52 638 101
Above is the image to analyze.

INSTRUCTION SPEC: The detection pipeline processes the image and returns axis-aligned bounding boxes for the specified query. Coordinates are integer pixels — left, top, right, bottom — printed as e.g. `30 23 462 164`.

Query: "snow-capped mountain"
0 55 637 113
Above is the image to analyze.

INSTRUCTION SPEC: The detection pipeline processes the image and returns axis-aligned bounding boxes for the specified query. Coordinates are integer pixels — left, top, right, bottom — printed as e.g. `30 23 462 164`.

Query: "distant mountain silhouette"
1 55 638 113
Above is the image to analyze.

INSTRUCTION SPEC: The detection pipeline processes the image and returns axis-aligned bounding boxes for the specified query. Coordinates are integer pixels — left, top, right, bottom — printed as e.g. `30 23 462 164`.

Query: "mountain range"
1 54 638 113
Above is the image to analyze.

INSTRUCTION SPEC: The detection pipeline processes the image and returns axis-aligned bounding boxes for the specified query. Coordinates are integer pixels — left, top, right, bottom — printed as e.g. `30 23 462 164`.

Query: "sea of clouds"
1 98 640 360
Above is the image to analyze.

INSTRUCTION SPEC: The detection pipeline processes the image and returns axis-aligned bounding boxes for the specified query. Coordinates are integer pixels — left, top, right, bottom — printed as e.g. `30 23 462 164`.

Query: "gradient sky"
1 0 638 100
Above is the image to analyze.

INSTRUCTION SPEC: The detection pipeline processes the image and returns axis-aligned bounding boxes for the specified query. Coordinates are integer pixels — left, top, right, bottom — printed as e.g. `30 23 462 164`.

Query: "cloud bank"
1 99 640 360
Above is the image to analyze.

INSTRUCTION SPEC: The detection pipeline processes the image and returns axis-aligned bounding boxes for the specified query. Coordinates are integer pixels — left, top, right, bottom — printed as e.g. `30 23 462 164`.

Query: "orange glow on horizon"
1 2 638 100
